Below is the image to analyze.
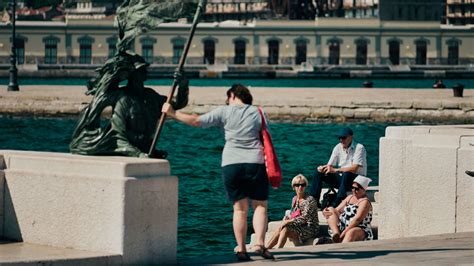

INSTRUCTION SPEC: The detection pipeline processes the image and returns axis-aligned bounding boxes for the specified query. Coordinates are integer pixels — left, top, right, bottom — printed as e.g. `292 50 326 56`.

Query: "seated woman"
267 174 319 249
323 175 374 243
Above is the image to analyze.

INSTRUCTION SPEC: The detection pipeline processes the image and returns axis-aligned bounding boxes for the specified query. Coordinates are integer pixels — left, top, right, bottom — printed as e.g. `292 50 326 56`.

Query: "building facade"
0 18 473 67
445 0 474 25
379 0 446 21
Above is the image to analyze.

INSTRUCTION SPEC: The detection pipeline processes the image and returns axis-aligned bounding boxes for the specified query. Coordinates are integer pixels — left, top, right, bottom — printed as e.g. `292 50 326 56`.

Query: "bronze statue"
70 0 197 158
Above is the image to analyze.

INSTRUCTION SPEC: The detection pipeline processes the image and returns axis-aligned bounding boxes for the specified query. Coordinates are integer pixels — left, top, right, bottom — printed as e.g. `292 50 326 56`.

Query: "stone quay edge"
0 85 473 123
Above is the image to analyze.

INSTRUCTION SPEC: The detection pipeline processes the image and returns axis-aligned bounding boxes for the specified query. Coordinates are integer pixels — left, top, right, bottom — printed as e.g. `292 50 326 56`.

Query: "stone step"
249 188 380 248
267 202 379 234
249 224 379 248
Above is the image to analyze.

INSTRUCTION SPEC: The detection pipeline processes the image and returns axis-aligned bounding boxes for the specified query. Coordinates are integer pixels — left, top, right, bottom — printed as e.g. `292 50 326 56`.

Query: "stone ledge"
0 242 122 265
0 150 169 178
1 150 178 265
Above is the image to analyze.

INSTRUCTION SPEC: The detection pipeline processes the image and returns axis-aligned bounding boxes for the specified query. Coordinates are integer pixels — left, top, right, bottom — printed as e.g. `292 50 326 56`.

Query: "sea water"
0 117 406 260
1 78 473 88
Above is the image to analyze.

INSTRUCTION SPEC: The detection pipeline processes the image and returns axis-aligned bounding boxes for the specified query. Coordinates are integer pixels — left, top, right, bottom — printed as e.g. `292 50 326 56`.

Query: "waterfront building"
445 0 474 25
63 0 115 21
203 0 272 22
319 0 379 18
379 0 446 22
1 18 472 67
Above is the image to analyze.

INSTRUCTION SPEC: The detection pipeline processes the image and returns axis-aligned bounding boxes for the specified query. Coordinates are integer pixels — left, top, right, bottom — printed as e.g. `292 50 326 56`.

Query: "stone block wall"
0 150 178 265
378 125 474 239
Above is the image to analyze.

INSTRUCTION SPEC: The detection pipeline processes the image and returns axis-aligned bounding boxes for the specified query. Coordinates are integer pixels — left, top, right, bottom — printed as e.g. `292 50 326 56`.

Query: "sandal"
254 245 275 260
235 251 252 262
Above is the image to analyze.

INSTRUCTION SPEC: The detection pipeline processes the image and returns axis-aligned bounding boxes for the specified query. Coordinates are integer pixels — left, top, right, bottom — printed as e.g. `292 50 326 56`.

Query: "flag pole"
148 0 205 157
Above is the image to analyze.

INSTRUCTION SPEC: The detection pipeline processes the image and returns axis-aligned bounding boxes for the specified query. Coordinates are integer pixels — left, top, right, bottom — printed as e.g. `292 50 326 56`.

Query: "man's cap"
127 53 150 70
133 59 150 70
337 127 353 138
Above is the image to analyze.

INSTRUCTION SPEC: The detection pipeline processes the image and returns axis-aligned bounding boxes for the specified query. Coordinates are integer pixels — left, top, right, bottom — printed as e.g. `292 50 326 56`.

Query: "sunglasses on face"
293 183 306 188
351 186 362 192
339 136 347 140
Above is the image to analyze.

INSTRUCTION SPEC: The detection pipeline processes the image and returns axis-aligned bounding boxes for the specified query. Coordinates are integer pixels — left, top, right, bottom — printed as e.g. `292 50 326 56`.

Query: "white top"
327 141 367 176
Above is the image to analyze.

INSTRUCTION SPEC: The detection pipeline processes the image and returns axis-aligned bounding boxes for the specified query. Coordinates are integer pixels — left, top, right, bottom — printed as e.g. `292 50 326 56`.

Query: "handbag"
321 188 337 209
257 107 282 189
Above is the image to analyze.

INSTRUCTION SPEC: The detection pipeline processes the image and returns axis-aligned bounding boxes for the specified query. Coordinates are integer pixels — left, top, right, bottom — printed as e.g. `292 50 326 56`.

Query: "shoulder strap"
346 195 354 205
356 197 372 209
257 106 266 129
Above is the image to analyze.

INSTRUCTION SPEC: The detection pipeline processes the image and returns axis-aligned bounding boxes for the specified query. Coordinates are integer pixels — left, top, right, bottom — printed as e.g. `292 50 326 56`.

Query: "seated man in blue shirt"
309 127 367 207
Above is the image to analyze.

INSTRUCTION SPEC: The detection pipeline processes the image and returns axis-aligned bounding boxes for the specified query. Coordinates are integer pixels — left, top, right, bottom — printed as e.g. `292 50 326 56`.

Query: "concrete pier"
0 85 473 123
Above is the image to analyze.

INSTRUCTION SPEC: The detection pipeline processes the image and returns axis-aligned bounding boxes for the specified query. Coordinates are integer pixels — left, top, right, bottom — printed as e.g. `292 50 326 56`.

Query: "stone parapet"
0 150 178 265
378 125 474 239
0 86 473 123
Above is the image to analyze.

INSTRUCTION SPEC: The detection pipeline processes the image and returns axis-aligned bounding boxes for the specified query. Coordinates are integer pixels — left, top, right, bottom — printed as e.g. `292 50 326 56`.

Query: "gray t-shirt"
199 104 265 166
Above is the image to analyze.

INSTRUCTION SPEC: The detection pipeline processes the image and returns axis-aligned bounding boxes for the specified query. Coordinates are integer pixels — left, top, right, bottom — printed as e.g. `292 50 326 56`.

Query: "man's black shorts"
221 163 269 202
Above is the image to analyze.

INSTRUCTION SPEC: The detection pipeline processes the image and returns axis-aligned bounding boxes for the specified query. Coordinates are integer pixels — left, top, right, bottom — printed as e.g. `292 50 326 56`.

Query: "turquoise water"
1 78 473 88
0 117 408 260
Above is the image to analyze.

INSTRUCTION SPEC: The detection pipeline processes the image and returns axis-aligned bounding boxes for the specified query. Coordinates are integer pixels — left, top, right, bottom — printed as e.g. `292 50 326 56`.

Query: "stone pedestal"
378 125 474 239
0 150 178 265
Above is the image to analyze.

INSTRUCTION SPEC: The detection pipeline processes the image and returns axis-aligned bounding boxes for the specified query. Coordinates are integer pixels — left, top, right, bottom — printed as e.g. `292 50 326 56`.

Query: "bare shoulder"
357 198 371 210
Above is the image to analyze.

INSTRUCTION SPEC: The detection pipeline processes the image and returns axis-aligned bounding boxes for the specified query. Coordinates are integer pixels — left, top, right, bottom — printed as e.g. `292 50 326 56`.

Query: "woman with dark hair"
162 84 274 261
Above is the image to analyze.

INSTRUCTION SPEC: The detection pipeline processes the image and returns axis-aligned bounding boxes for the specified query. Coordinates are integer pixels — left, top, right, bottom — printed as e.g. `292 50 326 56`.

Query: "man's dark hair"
227 84 253 105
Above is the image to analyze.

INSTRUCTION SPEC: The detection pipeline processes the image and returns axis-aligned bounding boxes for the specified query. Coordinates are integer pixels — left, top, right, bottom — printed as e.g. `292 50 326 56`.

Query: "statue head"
129 54 150 83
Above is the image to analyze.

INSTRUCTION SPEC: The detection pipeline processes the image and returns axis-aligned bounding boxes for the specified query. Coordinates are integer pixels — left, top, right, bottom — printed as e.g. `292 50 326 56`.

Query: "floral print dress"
285 195 320 243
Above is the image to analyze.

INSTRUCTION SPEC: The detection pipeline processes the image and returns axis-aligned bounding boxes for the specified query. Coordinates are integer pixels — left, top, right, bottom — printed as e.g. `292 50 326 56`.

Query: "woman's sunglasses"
293 183 306 188
351 186 362 192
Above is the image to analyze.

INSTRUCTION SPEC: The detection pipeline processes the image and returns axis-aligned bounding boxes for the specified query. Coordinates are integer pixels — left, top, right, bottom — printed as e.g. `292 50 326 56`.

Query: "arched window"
203 38 216 64
388 39 400 65
294 38 308 65
43 36 60 64
171 37 186 65
327 38 341 65
140 37 156 64
446 39 461 65
415 39 428 65
78 36 94 64
233 38 247 65
355 38 369 65
267 39 280 65
106 36 118 58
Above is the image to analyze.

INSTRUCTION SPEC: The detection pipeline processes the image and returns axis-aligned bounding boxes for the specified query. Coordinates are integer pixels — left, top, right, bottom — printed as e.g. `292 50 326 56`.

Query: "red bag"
258 107 282 189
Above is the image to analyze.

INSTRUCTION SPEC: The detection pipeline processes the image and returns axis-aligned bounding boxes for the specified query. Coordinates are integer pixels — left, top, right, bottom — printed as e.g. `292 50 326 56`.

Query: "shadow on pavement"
270 248 474 262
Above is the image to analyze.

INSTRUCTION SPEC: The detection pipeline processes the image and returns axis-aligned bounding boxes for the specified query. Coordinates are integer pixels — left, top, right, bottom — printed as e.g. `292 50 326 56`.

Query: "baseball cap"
337 127 353 139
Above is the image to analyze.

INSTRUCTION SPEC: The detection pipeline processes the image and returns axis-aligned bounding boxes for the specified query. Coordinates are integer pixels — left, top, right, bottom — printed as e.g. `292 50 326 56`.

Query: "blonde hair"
291 174 308 187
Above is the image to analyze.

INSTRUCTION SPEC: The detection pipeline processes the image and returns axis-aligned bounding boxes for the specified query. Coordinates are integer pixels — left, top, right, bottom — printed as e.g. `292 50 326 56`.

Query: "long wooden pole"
148 0 206 156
